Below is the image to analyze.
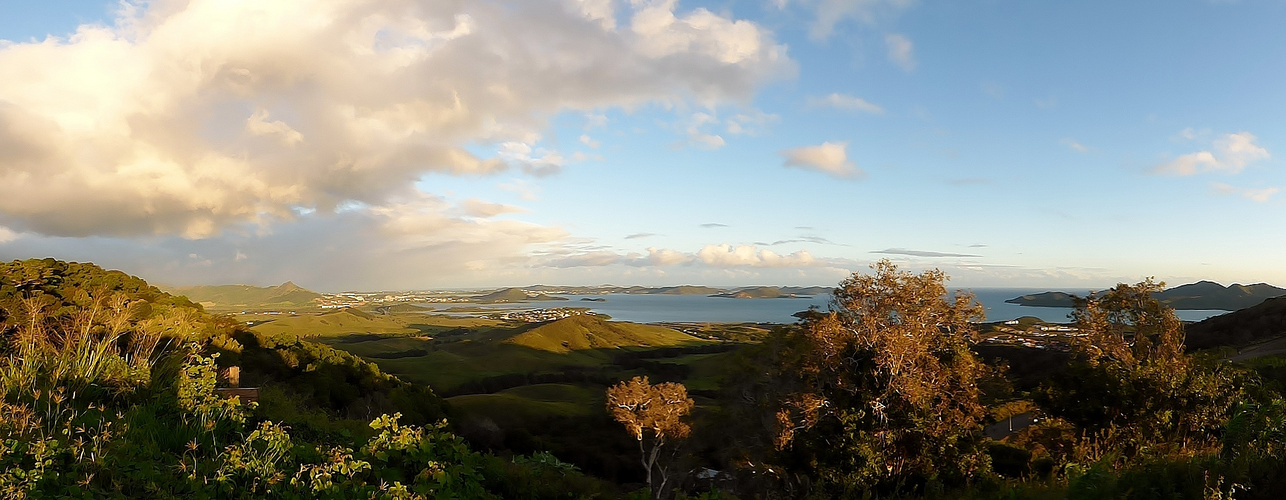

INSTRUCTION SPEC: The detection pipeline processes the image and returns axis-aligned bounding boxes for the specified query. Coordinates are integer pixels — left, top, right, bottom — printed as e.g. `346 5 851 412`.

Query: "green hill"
168 281 322 309
250 308 419 337
502 314 709 353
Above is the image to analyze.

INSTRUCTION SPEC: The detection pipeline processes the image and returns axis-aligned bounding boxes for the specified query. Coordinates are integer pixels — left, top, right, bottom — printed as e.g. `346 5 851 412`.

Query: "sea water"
428 288 1229 325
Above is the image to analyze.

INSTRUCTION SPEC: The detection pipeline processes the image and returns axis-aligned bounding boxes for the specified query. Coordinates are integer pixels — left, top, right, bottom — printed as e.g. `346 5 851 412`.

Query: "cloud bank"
0 0 791 239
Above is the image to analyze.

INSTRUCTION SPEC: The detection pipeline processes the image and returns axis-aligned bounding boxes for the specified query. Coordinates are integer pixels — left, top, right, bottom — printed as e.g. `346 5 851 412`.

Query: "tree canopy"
770 260 990 495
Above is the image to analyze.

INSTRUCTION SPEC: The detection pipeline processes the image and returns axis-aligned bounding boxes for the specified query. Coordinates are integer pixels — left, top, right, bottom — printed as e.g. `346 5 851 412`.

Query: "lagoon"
428 288 1229 324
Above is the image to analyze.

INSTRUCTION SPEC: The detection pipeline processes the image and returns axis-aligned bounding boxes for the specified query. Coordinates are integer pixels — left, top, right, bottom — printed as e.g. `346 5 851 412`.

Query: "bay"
429 288 1230 324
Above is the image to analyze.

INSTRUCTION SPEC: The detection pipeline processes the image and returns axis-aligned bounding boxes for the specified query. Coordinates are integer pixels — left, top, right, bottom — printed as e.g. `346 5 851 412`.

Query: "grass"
503 315 710 353
250 309 423 337
446 384 602 427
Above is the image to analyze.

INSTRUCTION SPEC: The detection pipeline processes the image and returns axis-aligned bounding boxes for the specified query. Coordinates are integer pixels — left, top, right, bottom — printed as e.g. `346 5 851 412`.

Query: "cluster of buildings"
982 322 1085 351
495 308 587 322
317 291 471 309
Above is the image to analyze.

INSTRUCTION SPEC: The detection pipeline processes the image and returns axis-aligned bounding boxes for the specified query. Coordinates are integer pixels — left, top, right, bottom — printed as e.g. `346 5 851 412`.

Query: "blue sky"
0 0 1283 291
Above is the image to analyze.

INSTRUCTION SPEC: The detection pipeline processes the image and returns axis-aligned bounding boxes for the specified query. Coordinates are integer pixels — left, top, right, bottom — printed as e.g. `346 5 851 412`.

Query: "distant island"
710 286 832 299
166 281 322 309
473 287 569 304
1006 281 1286 311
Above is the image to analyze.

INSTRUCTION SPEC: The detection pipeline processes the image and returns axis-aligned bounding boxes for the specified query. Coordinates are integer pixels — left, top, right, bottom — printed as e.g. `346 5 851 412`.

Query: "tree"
771 260 990 495
606 376 693 499
1039 280 1243 450
1071 279 1184 371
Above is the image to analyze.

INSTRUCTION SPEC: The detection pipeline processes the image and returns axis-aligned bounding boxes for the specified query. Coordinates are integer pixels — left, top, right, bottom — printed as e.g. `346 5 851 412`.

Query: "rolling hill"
502 314 710 353
168 281 322 309
250 308 420 337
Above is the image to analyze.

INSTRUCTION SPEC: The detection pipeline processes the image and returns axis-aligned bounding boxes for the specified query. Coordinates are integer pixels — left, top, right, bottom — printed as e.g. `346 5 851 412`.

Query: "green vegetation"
166 281 322 310
0 259 609 498
13 257 1286 499
504 315 709 353
250 308 421 338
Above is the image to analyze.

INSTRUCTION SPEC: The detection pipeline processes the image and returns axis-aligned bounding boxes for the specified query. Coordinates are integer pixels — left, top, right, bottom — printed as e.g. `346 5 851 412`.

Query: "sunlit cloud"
1212 183 1280 202
459 199 527 218
1153 132 1269 176
781 141 862 178
0 0 791 238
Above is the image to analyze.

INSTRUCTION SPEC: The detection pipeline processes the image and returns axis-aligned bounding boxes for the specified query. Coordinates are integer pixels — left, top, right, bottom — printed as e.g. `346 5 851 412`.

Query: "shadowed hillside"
1007 281 1285 311
1186 296 1286 350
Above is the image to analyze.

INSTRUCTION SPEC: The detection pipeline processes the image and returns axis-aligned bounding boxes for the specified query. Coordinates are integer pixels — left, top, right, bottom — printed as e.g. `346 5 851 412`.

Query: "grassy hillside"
502 315 710 353
168 281 322 309
250 308 421 337
447 383 602 427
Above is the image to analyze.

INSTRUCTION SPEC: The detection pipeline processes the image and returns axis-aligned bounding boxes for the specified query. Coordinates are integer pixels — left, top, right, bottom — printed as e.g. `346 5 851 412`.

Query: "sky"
0 0 1283 292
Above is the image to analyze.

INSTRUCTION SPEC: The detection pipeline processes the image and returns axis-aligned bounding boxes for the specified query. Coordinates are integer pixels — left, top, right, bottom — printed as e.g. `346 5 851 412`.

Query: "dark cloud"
624 233 657 240
700 223 729 228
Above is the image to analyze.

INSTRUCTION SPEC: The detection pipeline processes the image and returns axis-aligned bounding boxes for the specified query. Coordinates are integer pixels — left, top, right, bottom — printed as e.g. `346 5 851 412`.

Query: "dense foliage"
0 259 608 498
7 257 1286 499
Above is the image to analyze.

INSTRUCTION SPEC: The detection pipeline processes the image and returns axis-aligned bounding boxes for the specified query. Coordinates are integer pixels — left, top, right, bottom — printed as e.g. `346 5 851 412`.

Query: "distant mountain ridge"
167 281 322 309
1005 281 1286 311
473 287 568 303
521 284 833 298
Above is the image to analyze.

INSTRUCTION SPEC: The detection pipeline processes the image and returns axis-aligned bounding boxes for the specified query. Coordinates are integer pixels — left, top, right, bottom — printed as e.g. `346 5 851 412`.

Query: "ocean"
428 288 1229 324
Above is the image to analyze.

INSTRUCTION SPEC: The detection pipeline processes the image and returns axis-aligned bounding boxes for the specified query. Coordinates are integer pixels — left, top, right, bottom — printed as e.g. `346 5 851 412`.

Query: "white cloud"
645 247 694 266
1212 183 1279 202
1061 138 1089 153
541 244 831 270
497 142 566 177
807 93 884 114
1154 132 1269 176
459 198 527 218
681 111 727 150
0 226 20 244
725 109 778 136
697 244 818 268
884 33 916 71
0 0 790 238
781 0 915 41
780 141 862 178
